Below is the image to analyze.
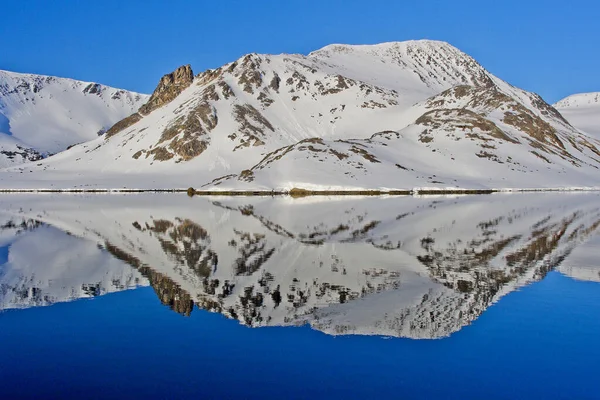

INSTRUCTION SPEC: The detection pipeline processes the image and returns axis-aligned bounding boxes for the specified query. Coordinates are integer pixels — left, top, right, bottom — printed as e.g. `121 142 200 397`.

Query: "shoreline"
0 187 598 196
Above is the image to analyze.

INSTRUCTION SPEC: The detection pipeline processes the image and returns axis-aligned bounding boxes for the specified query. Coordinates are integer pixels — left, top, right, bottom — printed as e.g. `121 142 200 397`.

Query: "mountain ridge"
1 40 598 191
554 92 600 139
554 91 600 108
0 69 148 167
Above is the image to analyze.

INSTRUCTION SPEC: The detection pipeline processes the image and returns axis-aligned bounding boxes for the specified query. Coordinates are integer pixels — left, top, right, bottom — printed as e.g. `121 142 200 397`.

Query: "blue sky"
1 0 598 103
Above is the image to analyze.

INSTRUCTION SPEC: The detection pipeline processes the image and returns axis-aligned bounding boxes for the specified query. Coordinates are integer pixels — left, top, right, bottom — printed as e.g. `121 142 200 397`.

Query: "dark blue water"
0 272 598 399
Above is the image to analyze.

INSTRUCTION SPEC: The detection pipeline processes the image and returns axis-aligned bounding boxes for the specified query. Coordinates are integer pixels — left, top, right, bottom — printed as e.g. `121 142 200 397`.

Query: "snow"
0 40 598 191
0 69 148 163
0 192 598 338
554 92 600 138
0 134 41 168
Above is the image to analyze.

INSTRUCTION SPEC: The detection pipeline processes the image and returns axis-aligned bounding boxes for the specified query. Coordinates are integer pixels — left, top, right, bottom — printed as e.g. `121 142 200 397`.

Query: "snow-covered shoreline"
0 186 599 195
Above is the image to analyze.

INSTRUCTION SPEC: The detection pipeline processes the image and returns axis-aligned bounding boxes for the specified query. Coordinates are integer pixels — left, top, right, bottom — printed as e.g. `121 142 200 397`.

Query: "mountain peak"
554 92 600 108
139 64 194 115
553 92 600 138
308 39 494 92
0 69 148 161
308 39 457 56
4 41 600 191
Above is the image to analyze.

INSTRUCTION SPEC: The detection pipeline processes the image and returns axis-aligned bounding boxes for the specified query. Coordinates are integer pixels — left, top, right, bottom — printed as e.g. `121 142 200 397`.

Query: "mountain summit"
1 40 599 191
0 70 148 167
554 92 600 139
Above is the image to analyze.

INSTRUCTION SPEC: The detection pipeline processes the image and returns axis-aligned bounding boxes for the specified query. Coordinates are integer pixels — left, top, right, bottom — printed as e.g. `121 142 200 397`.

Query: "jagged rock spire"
105 64 194 138
139 64 194 115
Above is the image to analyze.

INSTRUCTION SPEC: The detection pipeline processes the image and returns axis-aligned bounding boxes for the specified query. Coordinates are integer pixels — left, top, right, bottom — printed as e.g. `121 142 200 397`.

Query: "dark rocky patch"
139 64 194 115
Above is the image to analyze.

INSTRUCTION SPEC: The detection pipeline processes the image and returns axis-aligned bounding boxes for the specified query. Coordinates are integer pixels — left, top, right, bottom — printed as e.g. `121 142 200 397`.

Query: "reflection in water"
0 193 599 338
0 219 145 309
557 235 600 282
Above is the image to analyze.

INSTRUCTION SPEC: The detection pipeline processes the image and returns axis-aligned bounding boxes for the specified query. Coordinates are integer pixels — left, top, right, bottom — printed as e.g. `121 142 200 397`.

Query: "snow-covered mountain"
0 69 148 167
1 40 599 191
1 193 598 338
554 92 600 139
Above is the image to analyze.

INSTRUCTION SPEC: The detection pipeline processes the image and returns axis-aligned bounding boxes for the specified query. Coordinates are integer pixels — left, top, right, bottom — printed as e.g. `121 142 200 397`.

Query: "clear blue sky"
1 0 598 103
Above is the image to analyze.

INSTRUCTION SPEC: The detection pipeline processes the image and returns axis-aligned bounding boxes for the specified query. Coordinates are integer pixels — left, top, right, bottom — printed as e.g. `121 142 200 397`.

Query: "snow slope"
1 41 599 191
554 92 600 138
1 193 598 338
0 134 43 168
0 69 148 166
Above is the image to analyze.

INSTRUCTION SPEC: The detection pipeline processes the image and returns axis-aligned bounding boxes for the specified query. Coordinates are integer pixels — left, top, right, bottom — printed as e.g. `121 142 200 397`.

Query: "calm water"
0 193 599 399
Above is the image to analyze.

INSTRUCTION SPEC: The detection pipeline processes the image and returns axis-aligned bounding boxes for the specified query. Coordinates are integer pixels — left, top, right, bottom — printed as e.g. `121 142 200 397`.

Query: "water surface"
0 193 599 399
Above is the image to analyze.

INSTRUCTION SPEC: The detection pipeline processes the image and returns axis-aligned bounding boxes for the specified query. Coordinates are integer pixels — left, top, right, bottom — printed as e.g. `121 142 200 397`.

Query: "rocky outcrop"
139 64 194 115
0 145 43 164
104 113 142 138
105 65 194 139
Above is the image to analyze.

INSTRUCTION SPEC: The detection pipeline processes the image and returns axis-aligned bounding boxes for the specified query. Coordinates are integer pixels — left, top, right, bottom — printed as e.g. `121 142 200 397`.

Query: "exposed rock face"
104 113 143 138
143 98 217 161
105 65 194 139
0 145 43 164
419 84 587 164
139 64 194 115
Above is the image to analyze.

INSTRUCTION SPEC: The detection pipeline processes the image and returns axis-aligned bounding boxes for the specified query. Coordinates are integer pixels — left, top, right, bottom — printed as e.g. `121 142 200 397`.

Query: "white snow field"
1 40 599 191
0 69 148 166
0 192 598 338
554 92 600 139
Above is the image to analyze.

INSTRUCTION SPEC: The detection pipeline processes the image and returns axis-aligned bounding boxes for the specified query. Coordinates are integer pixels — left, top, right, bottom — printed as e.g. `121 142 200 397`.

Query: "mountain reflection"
0 218 145 309
1 193 599 339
